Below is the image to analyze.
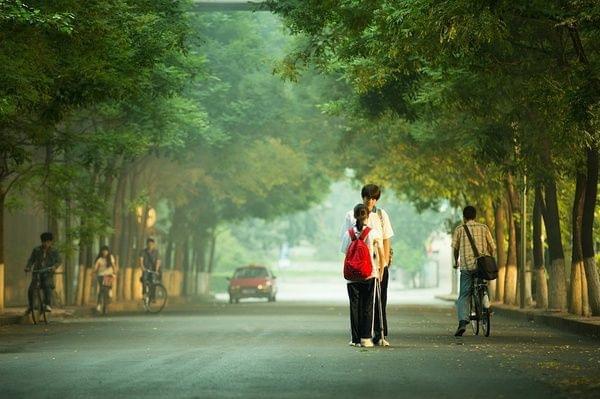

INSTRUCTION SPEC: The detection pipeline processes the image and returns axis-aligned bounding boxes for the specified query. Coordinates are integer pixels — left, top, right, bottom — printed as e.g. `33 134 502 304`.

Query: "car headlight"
231 285 240 290
257 284 263 290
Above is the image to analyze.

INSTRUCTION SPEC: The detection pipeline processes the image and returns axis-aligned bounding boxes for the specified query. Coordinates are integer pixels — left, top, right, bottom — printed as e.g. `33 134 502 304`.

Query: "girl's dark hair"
95 245 113 268
354 203 369 231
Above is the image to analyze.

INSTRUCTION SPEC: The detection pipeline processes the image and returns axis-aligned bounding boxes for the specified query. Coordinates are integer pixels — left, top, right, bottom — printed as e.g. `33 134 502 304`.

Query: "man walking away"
452 206 496 337
25 232 61 312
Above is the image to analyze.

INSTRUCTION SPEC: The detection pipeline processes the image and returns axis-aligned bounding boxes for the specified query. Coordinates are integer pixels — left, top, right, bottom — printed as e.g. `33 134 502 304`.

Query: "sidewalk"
436 293 600 339
0 297 197 326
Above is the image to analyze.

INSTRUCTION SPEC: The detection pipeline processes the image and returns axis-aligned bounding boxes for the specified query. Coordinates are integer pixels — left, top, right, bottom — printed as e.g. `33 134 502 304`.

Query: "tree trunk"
540 177 568 310
570 172 587 315
0 191 5 311
533 186 548 309
504 188 518 306
64 198 74 305
493 201 507 303
582 146 600 315
182 237 191 296
208 229 217 274
165 238 173 270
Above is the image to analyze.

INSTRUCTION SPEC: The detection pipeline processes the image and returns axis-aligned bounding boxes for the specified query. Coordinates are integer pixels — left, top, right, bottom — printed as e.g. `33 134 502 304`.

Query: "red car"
228 265 277 303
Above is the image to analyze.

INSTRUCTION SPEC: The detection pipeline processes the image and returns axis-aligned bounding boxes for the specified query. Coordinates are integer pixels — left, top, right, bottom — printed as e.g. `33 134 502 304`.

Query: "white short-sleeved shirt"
94 256 116 276
341 225 382 281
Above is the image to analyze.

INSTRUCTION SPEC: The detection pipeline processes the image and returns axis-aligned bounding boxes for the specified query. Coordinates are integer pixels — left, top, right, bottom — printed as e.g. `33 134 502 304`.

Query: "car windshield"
234 268 269 279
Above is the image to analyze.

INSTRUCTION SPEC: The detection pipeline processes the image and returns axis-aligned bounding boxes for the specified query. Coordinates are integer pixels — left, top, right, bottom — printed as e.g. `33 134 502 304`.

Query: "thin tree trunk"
0 191 5 311
570 172 587 315
540 177 568 310
504 186 518 306
493 201 507 303
582 146 600 315
533 186 548 308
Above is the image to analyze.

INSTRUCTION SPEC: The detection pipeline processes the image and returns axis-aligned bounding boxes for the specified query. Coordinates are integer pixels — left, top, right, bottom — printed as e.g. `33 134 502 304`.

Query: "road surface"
1 302 599 398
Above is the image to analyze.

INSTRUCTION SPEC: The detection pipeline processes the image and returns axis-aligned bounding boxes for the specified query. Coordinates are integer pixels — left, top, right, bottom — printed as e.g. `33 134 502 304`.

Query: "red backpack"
343 227 373 281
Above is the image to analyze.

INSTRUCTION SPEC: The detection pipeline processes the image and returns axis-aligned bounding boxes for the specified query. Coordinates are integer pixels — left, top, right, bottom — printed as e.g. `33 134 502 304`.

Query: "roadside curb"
0 297 212 326
435 294 600 339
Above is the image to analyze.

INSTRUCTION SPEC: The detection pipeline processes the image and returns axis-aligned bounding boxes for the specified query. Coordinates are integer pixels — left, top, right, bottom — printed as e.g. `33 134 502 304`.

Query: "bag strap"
377 208 384 231
358 226 371 241
348 228 356 241
463 224 481 258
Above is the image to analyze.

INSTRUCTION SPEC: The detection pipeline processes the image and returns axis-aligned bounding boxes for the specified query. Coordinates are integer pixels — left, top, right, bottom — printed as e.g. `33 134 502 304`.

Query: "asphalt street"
1 302 599 399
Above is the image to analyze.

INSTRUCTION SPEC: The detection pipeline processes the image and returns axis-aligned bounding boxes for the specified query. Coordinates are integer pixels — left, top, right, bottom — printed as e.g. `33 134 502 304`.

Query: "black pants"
347 279 375 344
374 267 389 341
28 273 53 310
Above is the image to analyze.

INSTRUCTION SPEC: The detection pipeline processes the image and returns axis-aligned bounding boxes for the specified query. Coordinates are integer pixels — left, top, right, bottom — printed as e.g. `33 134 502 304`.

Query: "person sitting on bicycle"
93 245 117 312
452 206 496 337
24 232 62 313
139 238 161 300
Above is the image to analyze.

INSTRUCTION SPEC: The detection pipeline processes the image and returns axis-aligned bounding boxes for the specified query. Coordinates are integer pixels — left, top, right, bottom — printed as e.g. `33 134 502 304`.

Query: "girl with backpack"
341 203 384 348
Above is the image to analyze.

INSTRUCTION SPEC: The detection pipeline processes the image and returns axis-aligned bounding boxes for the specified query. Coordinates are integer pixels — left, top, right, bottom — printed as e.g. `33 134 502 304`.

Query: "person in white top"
342 184 394 346
93 245 117 312
341 203 385 348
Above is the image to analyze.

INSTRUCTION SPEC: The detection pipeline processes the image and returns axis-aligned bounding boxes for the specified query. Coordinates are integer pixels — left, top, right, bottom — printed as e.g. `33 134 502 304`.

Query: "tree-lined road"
1 303 598 398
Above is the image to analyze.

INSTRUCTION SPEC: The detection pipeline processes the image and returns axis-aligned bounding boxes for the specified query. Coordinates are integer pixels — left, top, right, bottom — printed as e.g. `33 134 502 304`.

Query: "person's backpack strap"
348 228 357 241
377 208 385 231
358 226 371 241
463 224 481 258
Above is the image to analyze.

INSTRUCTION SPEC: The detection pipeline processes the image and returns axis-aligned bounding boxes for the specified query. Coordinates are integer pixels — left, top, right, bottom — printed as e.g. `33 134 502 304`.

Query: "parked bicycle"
27 266 54 324
142 269 167 313
469 276 491 337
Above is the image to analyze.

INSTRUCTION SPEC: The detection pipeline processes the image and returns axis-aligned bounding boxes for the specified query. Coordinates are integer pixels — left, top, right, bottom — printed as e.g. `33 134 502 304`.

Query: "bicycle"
469 275 491 337
27 266 54 325
98 274 115 316
142 270 167 314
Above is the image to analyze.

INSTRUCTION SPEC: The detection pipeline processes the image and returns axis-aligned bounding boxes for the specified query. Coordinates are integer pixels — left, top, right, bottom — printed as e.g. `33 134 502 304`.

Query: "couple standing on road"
340 185 498 345
340 184 394 348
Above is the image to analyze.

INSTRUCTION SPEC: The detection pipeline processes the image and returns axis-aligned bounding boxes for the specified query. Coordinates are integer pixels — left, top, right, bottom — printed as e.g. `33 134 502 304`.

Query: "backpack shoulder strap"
358 226 371 241
348 228 357 241
377 208 384 228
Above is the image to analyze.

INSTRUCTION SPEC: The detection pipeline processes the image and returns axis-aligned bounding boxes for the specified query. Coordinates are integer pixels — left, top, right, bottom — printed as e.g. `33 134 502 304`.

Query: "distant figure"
25 232 61 313
139 238 161 297
343 184 394 346
93 245 117 312
452 206 496 336
341 203 384 348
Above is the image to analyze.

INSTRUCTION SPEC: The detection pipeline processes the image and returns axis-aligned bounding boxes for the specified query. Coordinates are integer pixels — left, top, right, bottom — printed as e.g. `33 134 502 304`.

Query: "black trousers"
347 279 375 343
374 267 389 340
28 273 53 309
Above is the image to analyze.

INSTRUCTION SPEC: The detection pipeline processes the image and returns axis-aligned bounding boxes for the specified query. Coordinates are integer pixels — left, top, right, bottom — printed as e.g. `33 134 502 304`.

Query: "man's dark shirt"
26 246 61 272
141 248 160 271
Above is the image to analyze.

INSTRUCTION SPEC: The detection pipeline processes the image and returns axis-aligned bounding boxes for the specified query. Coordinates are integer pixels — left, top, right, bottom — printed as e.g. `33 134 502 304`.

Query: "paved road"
1 302 599 399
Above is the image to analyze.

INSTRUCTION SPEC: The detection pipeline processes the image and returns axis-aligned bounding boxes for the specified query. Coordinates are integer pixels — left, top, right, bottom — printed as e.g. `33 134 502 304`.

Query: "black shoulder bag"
463 225 498 280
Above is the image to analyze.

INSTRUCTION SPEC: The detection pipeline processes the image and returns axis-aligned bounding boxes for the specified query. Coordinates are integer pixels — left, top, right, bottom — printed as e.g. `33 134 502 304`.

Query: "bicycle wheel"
469 292 480 335
144 284 167 313
30 290 40 325
101 287 109 315
32 290 47 325
481 289 491 337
